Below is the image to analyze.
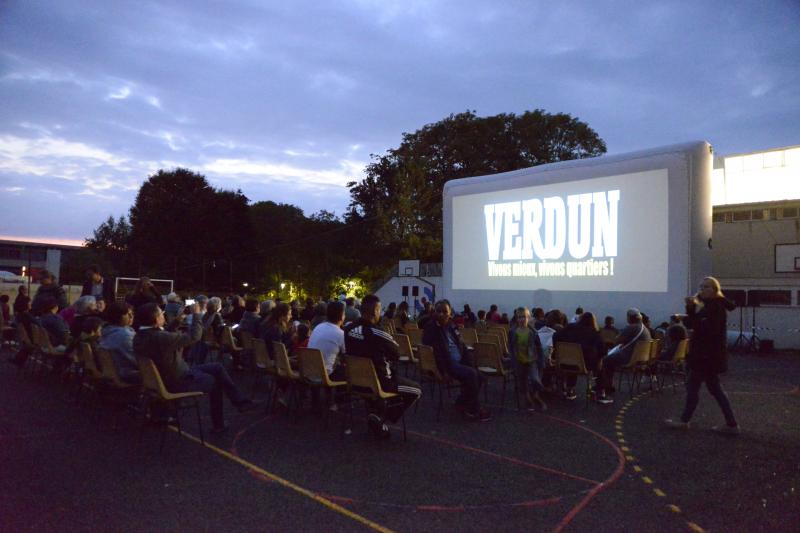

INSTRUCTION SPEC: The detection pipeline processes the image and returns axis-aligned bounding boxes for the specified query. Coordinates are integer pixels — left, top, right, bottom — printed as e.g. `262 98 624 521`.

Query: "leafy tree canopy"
346 109 606 264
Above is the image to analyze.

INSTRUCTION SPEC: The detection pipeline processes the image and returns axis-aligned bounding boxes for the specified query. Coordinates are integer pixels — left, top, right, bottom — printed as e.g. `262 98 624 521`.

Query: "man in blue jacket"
422 300 490 422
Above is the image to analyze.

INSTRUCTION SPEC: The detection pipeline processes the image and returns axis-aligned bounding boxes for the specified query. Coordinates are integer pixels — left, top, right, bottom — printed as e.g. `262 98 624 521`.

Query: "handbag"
606 324 644 357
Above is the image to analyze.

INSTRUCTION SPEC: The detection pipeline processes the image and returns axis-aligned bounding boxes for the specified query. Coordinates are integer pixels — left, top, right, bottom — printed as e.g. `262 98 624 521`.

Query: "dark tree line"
73 109 605 297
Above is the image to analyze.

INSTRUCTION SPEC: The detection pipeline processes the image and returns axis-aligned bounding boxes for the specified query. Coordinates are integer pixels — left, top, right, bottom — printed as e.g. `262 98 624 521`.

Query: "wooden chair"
487 326 510 355
616 340 655 397
473 341 515 411
417 344 459 421
14 323 37 375
138 357 205 450
460 328 478 348
238 330 255 351
297 347 347 427
392 333 419 378
344 355 407 441
271 341 302 415
554 342 594 407
403 322 419 333
478 332 505 362
74 342 104 403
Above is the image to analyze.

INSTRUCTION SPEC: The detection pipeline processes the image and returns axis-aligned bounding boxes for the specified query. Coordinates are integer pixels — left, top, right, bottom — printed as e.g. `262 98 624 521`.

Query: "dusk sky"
1 0 798 245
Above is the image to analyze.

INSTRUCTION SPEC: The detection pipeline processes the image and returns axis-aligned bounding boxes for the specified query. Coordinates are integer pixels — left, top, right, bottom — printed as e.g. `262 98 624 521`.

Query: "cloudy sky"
1 0 798 245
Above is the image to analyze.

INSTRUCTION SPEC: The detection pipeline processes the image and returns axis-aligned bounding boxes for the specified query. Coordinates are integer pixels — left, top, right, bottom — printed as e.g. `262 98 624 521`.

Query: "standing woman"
665 276 740 434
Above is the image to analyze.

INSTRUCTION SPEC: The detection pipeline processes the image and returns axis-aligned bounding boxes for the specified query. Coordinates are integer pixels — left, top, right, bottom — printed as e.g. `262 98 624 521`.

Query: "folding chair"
344 355 407 441
220 326 244 368
93 346 141 426
554 341 594 407
296 347 347 427
138 357 205 451
30 323 67 375
406 328 423 348
473 341 515 411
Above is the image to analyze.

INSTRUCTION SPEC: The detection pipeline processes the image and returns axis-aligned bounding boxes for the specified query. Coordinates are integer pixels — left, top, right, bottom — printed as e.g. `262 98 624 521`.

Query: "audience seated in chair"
344 294 421 438
422 300 490 422
132 302 251 434
552 312 606 400
659 315 688 361
598 308 652 404
99 302 140 384
39 296 70 350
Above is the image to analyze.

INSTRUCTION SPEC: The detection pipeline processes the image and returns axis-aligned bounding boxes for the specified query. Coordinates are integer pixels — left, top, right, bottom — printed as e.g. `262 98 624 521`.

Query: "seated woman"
99 302 140 384
552 312 606 400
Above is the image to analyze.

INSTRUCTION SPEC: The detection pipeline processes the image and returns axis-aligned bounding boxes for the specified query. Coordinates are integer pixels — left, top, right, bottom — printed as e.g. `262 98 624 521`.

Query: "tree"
127 168 252 290
346 109 607 266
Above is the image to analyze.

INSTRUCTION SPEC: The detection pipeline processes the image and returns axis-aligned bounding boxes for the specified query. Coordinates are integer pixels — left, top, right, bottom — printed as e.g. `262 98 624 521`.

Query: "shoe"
368 413 383 436
466 408 492 422
711 424 740 435
234 398 255 413
526 404 537 413
565 389 577 401
211 424 228 434
379 422 391 440
664 418 691 430
596 395 614 405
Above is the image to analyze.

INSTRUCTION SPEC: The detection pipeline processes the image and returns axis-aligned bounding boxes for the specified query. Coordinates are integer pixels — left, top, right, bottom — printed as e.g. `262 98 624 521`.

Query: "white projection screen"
442 141 713 323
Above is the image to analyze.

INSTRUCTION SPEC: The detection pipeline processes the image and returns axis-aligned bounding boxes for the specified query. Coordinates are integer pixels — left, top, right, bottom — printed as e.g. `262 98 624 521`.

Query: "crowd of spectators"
7 266 761 437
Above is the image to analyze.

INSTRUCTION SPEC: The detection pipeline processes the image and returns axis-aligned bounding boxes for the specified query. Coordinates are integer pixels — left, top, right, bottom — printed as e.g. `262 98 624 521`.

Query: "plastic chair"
460 328 478 348
417 344 459 421
473 341 515 411
406 328 423 348
616 340 654 397
138 357 205 450
344 355 407 441
296 347 347 427
392 333 419 378
657 338 689 391
250 338 276 406
554 341 594 407
271 341 302 415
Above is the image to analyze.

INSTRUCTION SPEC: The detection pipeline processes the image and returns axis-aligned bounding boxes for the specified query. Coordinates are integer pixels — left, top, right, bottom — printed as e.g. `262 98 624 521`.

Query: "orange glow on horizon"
0 235 85 247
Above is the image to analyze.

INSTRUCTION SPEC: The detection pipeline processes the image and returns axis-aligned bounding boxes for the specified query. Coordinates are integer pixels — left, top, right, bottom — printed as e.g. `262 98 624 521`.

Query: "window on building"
0 246 21 260
780 207 798 218
748 290 791 307
712 212 726 223
732 210 752 222
751 209 765 220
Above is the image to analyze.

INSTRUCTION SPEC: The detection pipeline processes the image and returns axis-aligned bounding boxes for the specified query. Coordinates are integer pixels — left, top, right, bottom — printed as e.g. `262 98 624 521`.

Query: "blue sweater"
99 325 137 380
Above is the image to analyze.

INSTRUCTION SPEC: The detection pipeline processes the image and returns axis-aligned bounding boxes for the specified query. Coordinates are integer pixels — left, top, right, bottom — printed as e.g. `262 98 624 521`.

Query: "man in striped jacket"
344 294 421 438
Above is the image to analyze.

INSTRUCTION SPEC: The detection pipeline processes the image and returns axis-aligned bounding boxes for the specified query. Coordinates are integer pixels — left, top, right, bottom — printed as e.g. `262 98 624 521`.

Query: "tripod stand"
745 306 761 353
731 305 748 352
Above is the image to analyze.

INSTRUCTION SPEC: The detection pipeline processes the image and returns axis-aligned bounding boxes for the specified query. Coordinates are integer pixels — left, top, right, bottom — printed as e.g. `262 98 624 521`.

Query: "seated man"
598 308 652 404
38 296 70 350
132 303 252 433
422 300 491 421
309 301 346 379
100 302 139 384
237 298 262 338
344 294 421 438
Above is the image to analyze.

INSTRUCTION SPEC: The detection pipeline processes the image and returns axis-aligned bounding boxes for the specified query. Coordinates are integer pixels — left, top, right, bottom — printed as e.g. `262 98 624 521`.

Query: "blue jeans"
681 369 737 426
174 363 245 428
448 359 484 413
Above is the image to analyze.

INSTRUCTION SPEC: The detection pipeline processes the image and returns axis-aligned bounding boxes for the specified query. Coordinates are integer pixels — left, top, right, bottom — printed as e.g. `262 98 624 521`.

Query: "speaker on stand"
728 290 747 352
745 290 762 353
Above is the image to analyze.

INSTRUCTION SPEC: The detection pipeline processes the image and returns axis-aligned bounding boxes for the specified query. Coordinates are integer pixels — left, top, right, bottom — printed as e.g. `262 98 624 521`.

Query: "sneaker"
565 389 577 401
379 422 391 439
596 394 614 405
711 424 740 435
368 413 383 436
664 418 691 430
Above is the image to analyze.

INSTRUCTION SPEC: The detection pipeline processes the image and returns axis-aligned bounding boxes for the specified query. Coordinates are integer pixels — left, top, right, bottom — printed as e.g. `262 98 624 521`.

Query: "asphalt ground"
1 347 798 532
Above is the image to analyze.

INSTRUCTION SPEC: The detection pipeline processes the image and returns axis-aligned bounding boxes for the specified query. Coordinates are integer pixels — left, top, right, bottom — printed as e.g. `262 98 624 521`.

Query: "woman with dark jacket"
665 276 740 434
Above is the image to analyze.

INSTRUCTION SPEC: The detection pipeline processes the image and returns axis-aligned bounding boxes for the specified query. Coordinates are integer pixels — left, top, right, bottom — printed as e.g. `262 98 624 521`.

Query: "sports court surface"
1 349 798 532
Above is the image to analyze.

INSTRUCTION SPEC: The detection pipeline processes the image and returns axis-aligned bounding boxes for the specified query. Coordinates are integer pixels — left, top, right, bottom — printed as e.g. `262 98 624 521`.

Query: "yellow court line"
653 488 666 497
626 455 635 461
687 521 705 532
641 476 653 484
668 504 682 513
632 465 642 473
172 428 396 533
